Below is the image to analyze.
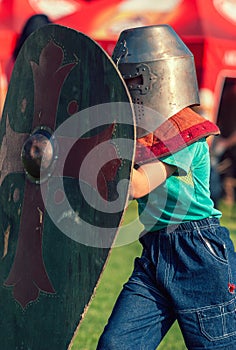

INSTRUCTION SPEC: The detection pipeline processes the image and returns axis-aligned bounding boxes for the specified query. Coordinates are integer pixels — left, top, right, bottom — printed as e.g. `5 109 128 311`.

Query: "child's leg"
168 219 236 349
97 250 176 349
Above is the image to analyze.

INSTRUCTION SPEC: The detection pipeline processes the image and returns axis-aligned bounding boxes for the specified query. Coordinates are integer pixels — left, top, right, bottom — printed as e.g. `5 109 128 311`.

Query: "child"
97 24 236 350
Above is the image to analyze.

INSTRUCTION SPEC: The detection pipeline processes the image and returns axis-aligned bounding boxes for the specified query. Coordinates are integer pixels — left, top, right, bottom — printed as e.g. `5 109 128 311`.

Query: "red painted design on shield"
30 41 76 129
4 182 55 308
67 100 79 115
63 123 121 200
4 41 76 308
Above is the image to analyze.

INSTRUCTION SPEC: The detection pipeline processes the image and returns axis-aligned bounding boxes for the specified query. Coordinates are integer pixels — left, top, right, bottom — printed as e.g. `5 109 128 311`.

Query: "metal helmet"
112 24 200 137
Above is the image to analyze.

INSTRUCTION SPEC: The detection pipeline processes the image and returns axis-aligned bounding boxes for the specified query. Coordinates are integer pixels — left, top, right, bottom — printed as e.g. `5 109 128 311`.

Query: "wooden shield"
0 24 135 349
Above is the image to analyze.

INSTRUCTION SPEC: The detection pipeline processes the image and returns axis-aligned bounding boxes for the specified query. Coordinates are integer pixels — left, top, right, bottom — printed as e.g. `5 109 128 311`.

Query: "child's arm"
130 161 176 199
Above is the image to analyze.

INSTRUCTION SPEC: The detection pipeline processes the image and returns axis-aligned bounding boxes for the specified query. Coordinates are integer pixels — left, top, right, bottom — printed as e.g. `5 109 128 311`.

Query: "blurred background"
1 0 236 206
0 1 236 349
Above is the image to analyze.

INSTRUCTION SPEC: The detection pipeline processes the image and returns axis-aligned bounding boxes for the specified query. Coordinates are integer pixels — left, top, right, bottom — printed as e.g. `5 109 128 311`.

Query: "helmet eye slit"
125 75 143 88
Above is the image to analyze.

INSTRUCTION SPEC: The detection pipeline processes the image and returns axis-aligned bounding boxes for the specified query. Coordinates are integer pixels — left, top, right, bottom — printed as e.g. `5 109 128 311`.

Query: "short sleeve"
159 141 199 175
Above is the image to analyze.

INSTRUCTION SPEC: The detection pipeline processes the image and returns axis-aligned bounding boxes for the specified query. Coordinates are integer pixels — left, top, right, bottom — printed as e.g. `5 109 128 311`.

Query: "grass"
71 200 236 350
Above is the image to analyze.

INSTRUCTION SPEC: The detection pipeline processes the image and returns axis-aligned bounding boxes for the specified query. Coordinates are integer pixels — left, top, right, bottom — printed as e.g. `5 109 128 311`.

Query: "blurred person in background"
216 79 236 206
210 130 236 207
210 78 236 208
5 13 51 83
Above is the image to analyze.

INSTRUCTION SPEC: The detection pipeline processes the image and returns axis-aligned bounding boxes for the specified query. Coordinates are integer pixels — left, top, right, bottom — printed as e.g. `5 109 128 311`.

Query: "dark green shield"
0 24 135 349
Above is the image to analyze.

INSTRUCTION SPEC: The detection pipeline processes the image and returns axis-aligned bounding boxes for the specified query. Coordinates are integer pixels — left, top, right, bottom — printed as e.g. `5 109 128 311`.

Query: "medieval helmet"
112 24 200 137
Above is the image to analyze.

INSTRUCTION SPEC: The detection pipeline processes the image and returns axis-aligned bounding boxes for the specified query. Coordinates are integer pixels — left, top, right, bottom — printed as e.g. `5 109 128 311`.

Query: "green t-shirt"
137 138 222 232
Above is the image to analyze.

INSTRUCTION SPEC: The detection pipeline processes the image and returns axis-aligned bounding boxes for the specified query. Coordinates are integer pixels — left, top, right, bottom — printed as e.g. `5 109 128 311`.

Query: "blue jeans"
97 218 236 349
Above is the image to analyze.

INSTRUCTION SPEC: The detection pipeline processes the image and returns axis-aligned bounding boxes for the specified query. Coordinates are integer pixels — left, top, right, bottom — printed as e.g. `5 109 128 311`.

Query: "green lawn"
71 201 236 350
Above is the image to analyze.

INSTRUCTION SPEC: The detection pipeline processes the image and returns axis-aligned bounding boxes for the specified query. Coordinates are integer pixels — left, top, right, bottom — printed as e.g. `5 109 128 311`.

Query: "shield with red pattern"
0 24 135 349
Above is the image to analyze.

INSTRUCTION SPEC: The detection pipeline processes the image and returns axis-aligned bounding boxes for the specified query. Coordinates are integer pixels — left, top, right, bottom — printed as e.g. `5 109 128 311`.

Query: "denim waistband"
148 217 220 236
176 217 220 231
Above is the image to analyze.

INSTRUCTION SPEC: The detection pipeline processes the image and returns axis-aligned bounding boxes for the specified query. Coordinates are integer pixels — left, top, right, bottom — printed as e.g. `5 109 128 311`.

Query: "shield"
0 24 135 349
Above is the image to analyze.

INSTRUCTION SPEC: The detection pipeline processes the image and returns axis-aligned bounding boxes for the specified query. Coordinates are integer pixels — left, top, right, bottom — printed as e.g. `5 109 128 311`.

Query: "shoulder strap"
135 107 220 165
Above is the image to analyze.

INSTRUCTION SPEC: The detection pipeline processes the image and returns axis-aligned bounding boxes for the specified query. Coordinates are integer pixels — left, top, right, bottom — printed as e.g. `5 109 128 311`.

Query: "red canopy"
1 0 236 122
168 0 236 123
